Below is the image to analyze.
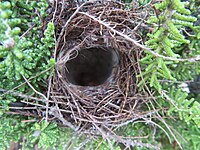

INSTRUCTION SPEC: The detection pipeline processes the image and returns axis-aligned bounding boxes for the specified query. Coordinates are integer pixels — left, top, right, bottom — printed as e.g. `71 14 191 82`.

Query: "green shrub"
0 0 55 111
0 0 199 149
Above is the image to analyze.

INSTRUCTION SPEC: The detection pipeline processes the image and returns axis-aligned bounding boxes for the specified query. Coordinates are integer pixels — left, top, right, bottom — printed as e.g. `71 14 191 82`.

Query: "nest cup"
51 0 148 129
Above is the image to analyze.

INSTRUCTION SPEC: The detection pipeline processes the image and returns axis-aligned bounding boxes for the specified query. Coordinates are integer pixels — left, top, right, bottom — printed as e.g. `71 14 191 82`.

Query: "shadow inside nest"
65 47 119 86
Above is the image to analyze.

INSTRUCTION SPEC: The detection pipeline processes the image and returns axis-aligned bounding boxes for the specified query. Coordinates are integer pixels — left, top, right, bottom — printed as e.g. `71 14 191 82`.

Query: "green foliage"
116 122 160 148
0 114 122 150
0 1 56 148
138 0 200 149
141 0 200 87
0 0 55 109
182 124 200 150
0 0 200 150
140 0 197 91
0 114 60 150
0 115 23 149
29 121 59 149
167 118 200 150
84 138 121 150
123 0 151 8
167 87 200 128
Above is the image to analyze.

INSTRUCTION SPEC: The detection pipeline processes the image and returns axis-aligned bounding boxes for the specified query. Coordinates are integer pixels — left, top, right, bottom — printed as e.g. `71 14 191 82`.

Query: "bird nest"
48 0 151 130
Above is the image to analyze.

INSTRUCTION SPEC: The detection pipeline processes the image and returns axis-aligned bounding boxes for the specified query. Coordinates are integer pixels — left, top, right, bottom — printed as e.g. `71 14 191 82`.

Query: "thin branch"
22 75 48 101
46 71 54 122
0 66 53 97
0 88 70 105
0 88 45 102
20 24 35 38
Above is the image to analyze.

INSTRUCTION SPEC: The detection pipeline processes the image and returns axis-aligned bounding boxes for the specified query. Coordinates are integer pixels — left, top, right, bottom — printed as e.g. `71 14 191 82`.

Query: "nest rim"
50 0 150 130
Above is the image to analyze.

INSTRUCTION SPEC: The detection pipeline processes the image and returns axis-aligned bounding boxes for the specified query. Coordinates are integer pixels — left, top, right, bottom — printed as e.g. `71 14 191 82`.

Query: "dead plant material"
49 0 151 129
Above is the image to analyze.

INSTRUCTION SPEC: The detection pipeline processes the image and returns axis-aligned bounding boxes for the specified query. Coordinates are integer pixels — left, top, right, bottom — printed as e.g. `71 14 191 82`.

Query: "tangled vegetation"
0 0 199 149
0 0 55 149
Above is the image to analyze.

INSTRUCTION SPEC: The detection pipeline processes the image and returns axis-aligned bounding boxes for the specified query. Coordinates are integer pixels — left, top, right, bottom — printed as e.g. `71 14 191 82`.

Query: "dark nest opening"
65 47 119 86
49 0 151 130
